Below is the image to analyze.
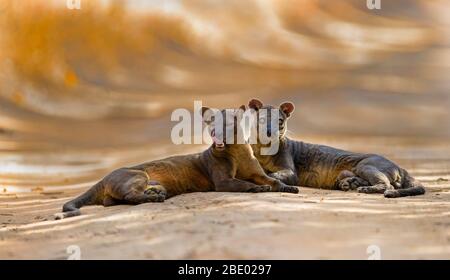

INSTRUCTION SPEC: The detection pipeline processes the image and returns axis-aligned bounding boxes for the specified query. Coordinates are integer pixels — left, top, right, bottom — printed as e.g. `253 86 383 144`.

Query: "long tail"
384 173 425 198
54 182 103 219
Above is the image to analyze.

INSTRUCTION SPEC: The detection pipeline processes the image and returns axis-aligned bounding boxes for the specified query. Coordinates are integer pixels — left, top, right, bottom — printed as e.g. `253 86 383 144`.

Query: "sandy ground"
0 137 449 260
0 0 449 260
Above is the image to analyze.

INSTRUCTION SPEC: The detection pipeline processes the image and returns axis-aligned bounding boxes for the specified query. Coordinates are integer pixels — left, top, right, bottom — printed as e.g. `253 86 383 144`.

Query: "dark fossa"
248 99 425 198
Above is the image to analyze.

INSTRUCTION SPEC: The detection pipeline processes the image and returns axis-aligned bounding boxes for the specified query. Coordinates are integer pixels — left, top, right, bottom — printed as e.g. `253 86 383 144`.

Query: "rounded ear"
201 106 211 117
248 99 263 110
239 104 246 111
280 102 295 117
201 106 214 124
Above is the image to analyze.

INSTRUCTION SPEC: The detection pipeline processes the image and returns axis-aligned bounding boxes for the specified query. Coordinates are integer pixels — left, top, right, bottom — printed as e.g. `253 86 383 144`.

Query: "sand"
1 0 449 260
1 137 449 260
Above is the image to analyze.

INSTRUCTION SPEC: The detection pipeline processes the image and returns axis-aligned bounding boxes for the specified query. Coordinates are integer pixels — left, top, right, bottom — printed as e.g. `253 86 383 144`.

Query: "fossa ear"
280 102 295 117
201 106 215 124
248 99 263 110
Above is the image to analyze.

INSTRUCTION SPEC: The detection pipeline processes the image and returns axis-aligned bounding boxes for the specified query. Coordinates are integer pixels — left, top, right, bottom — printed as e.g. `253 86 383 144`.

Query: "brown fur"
55 106 298 219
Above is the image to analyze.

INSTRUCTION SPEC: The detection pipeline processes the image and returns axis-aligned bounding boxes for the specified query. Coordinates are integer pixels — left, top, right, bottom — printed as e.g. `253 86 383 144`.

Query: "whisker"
285 129 296 137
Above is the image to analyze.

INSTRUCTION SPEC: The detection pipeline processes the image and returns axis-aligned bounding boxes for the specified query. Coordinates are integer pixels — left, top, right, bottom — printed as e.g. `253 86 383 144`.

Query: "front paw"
268 172 283 181
338 177 368 191
269 172 297 185
144 186 167 202
248 185 272 193
280 186 299 194
357 186 376 194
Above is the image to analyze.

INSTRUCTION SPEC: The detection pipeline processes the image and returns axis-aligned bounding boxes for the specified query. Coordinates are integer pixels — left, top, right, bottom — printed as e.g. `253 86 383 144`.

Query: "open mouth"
211 129 225 150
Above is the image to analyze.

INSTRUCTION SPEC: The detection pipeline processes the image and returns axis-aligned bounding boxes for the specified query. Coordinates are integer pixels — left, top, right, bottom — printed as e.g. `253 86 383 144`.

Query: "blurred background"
0 0 449 192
